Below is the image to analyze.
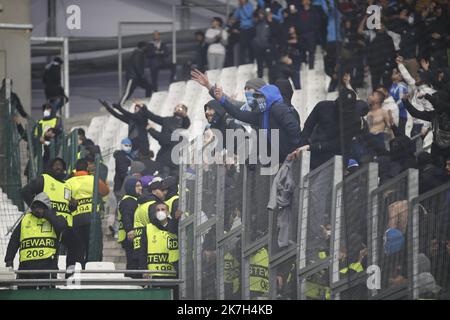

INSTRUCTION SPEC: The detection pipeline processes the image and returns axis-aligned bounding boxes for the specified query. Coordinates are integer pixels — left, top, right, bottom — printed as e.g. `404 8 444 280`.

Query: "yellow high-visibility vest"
66 174 96 216
224 252 240 294
19 212 58 263
340 262 364 274
146 223 176 277
249 247 269 295
35 118 58 137
42 174 73 227
117 195 137 243
133 200 156 250
165 194 179 217
167 230 179 263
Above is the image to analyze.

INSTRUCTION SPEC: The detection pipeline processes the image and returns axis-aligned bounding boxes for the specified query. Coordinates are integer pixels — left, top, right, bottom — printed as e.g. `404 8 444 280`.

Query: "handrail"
0 279 183 287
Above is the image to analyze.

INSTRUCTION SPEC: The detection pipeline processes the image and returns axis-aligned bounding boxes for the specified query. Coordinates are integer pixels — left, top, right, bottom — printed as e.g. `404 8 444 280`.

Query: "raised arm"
402 98 433 122
98 99 129 124
397 59 416 87
141 106 165 125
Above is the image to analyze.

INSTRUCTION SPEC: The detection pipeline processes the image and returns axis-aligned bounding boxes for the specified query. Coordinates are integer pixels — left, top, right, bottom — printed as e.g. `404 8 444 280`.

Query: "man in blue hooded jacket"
213 84 302 163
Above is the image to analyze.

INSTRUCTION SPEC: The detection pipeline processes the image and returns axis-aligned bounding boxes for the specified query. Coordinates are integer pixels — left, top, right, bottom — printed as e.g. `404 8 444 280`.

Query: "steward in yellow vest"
249 247 269 299
139 203 177 276
65 159 110 268
133 177 170 256
4 193 68 287
21 158 77 227
117 178 142 276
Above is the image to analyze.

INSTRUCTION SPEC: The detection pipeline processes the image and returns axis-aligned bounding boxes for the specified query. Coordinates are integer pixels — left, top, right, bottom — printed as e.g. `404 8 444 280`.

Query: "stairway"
101 217 126 270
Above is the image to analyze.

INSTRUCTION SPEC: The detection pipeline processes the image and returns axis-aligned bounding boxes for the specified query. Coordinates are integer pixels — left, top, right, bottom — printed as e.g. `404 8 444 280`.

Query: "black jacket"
366 32 396 69
119 196 139 234
204 99 245 154
126 48 146 79
113 150 132 192
101 101 150 154
219 85 301 163
143 108 190 170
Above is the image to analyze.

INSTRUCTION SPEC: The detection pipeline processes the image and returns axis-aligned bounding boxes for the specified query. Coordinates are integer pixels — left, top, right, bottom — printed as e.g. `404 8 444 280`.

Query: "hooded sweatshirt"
119 178 141 234
4 192 68 266
219 84 302 162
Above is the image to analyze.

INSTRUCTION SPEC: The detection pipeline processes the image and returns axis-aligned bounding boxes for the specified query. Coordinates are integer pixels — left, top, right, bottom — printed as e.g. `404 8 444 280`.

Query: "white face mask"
156 210 167 221
121 145 132 154
43 110 51 118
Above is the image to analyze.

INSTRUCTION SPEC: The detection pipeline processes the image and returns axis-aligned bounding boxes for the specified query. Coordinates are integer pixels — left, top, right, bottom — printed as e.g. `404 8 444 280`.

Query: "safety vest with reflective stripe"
133 200 156 250
66 175 96 216
19 212 58 263
224 252 240 294
165 194 179 217
42 174 73 227
249 247 269 295
117 195 137 243
339 262 364 274
35 118 58 137
146 223 176 277
304 251 331 300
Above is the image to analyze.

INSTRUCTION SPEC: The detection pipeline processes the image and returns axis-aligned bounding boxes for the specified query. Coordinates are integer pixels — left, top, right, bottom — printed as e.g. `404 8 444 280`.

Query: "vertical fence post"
88 153 102 261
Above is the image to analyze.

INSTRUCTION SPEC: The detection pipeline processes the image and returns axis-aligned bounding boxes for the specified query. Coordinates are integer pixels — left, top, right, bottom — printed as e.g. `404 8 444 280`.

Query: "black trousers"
63 224 91 269
18 258 58 290
126 76 153 100
150 61 176 92
300 32 316 69
253 45 275 78
239 28 255 65
121 239 139 278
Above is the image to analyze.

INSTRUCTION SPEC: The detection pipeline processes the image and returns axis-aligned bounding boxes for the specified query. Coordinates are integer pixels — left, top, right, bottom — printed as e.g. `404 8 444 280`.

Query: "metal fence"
330 163 378 300
177 148 449 300
368 169 419 299
298 156 342 300
409 181 450 300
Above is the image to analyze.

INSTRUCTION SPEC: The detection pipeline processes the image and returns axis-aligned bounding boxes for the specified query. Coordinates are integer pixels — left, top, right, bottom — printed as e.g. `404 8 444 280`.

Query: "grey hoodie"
31 192 52 210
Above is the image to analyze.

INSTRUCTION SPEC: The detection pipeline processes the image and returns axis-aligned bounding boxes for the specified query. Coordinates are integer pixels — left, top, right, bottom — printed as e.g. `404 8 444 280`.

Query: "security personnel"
224 250 241 299
117 178 142 276
249 247 269 299
133 177 171 258
21 158 75 227
303 250 331 300
139 202 179 298
66 159 109 268
4 193 68 288
34 103 61 138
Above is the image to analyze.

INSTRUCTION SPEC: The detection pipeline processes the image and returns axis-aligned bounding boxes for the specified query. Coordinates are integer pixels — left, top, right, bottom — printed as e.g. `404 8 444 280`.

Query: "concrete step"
103 255 127 263
103 240 122 249
103 247 124 257
114 262 126 270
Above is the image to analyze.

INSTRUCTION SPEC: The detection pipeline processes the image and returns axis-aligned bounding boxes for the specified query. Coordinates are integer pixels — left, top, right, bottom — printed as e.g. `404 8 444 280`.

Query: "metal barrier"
269 152 310 300
368 169 419 299
330 163 379 300
409 181 450 300
0 78 24 210
298 156 343 300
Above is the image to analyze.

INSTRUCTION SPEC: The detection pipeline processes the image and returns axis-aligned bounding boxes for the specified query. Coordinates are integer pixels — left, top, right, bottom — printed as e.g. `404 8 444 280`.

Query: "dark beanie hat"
245 78 267 90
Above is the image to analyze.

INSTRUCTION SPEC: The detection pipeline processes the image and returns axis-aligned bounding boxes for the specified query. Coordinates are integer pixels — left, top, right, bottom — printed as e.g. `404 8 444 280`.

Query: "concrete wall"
31 0 217 38
0 0 32 115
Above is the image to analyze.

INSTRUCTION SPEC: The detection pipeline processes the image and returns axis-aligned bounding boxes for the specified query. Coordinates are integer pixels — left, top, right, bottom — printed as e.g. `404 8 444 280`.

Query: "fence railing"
178 153 449 300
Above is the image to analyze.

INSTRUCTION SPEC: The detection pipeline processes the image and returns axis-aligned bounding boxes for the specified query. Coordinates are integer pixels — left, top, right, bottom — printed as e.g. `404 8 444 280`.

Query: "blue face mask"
245 91 255 107
256 97 267 112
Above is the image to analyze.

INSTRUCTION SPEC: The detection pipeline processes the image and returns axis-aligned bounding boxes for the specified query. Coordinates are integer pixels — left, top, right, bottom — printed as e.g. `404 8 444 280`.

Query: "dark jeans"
300 32 316 69
150 61 176 92
398 117 407 136
253 45 275 78
126 76 153 100
238 28 255 65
